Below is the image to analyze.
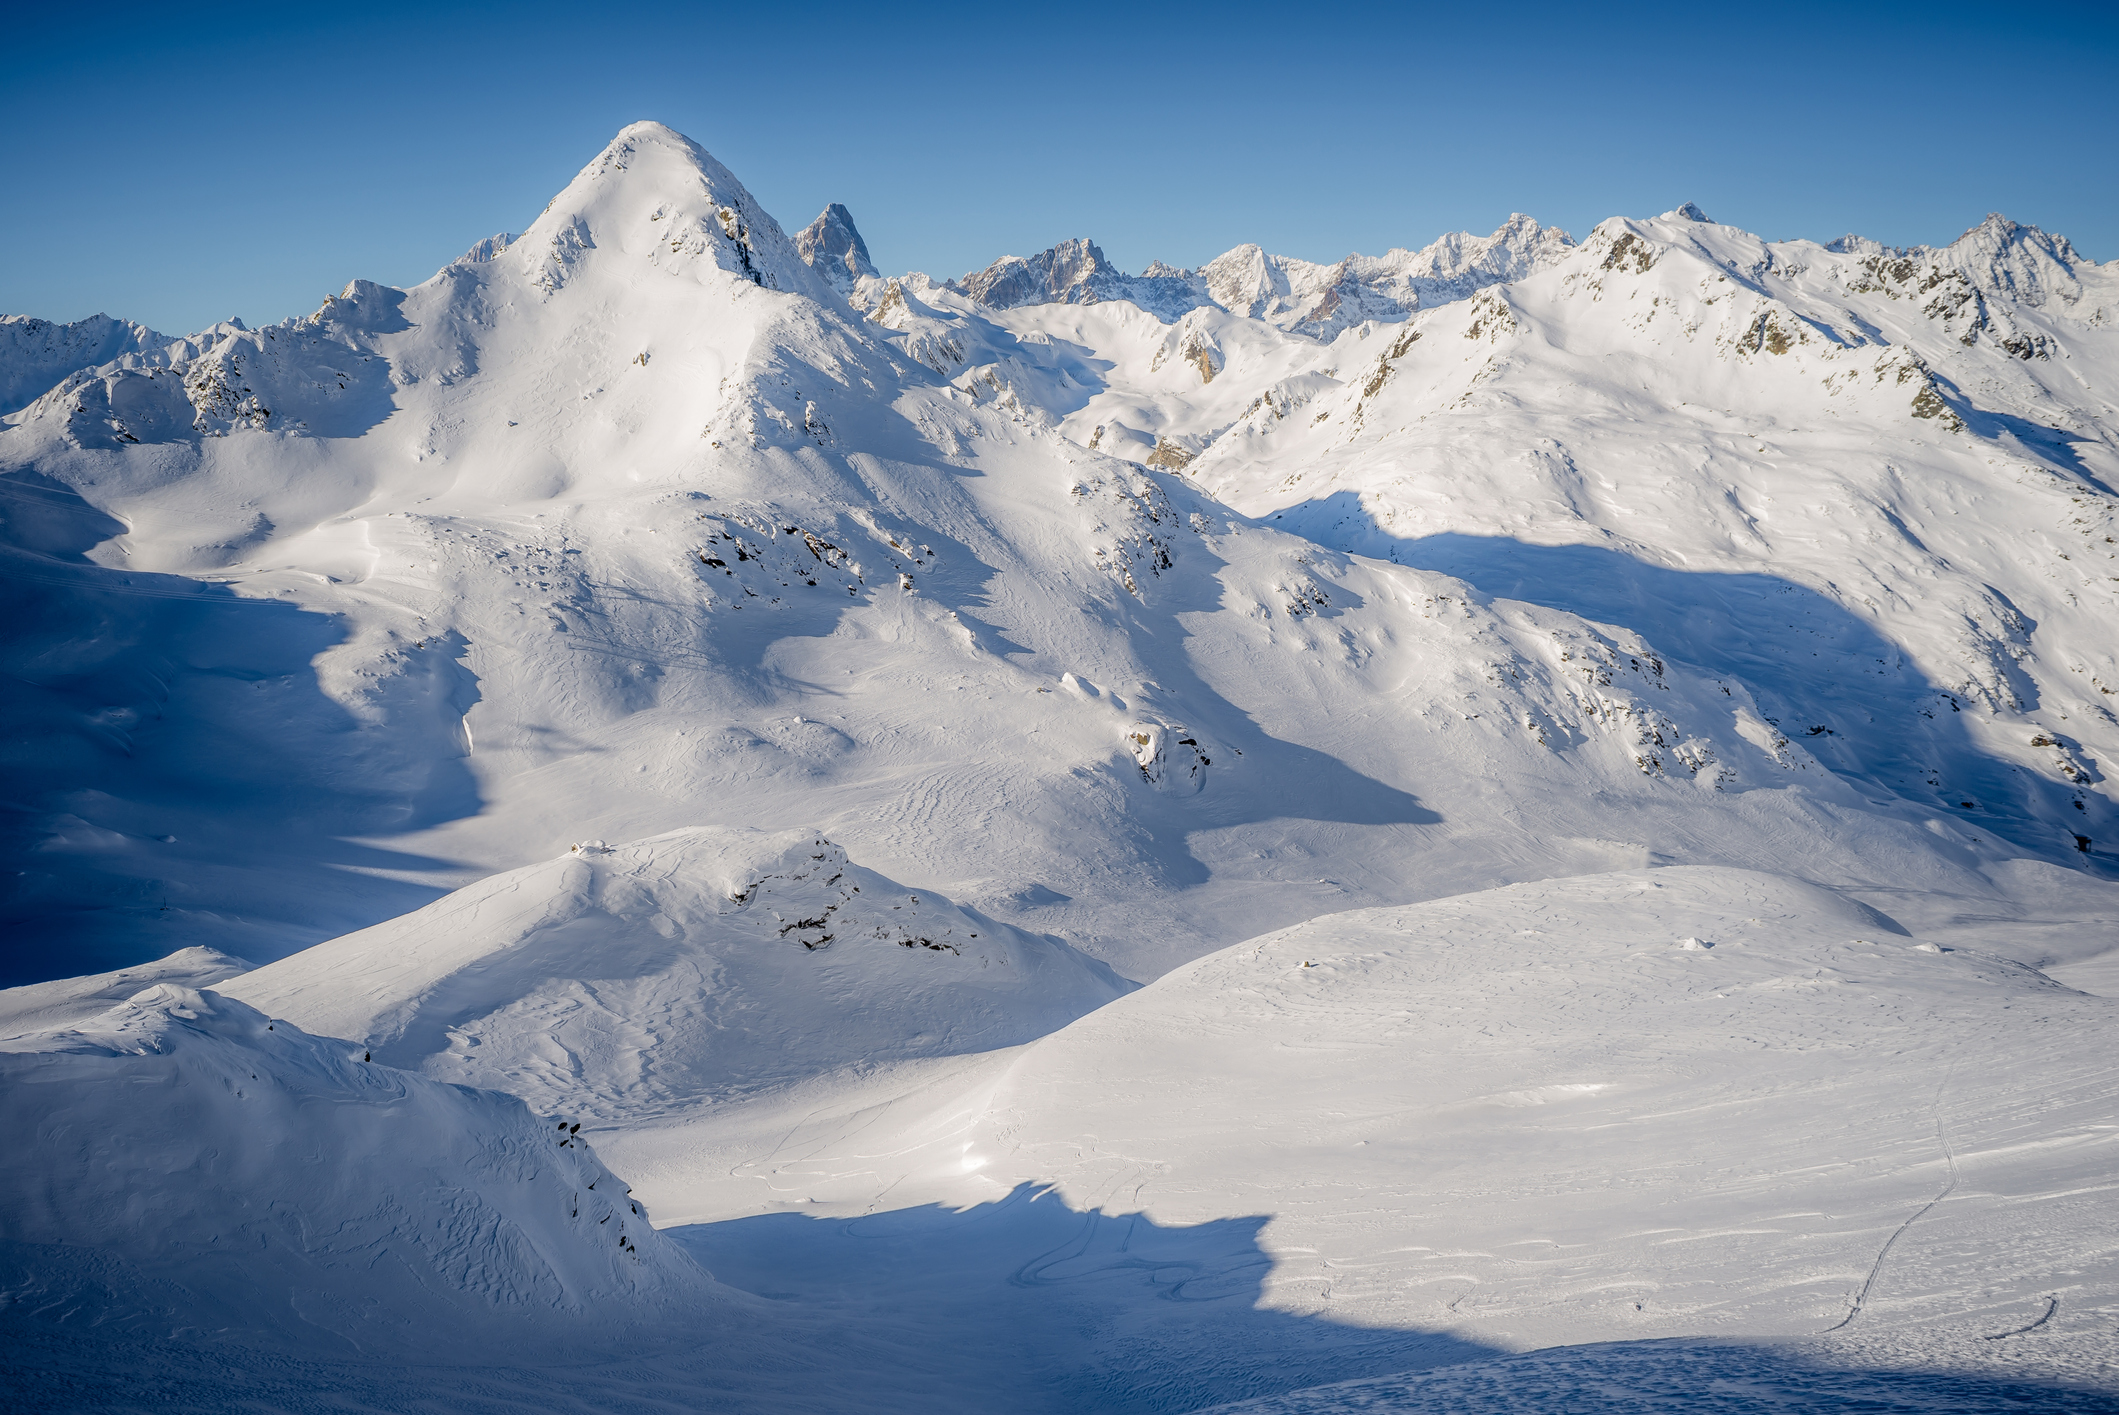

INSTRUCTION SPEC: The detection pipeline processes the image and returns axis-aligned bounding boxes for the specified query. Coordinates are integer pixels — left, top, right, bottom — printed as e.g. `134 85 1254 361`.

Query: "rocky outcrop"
954 239 1206 320
795 203 878 294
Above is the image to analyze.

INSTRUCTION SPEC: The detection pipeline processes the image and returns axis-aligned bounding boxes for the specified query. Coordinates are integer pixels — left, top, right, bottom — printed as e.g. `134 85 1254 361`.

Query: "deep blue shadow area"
671 1181 1494 1414
0 472 481 985
1274 494 2111 868
1214 1332 2119 1412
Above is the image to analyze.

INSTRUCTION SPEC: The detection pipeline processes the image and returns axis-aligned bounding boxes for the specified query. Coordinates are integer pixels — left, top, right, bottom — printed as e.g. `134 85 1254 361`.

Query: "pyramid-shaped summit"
506 121 832 301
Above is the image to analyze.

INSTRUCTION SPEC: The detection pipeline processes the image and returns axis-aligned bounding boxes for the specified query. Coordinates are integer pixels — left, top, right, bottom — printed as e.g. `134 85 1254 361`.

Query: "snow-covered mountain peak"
0 313 174 417
510 120 830 300
1196 244 1282 317
1941 212 2107 312
932 215 1576 339
796 202 878 294
1666 201 1712 222
1343 214 1576 311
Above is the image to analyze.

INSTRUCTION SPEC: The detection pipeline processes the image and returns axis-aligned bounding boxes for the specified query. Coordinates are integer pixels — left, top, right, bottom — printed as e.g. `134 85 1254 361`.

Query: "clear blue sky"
5 1 2114 334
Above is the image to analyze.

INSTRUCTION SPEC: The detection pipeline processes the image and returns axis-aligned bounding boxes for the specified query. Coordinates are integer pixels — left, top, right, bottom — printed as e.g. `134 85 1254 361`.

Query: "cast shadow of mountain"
666 1181 2113 1414
1275 496 2102 866
0 472 480 986
669 1180 1495 1414
1203 1329 2119 1412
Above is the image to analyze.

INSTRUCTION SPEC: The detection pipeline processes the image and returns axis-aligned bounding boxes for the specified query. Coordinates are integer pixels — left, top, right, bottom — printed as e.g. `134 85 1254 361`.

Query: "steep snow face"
225 827 1133 1120
0 314 174 417
0 984 717 1354
511 120 830 302
795 203 878 293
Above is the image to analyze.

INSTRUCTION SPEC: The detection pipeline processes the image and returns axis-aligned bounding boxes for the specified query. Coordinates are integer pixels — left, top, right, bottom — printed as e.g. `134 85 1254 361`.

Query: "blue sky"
5 1 2114 333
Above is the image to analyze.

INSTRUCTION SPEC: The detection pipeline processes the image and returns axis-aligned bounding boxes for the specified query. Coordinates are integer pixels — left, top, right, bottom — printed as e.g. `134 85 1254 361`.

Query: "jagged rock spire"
796 203 878 294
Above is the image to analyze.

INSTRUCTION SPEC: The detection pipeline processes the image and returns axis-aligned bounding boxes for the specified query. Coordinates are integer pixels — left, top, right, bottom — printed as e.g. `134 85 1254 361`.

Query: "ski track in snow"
4 122 2119 1411
1824 1063 1961 1334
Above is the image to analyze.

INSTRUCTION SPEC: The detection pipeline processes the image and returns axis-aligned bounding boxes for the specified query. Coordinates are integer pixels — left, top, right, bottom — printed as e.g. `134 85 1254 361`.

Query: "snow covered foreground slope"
609 866 2119 1410
6 866 2112 1411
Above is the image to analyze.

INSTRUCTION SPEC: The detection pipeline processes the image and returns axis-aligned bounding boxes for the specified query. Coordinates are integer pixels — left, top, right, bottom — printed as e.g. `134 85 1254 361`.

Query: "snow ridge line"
1821 1062 1960 1333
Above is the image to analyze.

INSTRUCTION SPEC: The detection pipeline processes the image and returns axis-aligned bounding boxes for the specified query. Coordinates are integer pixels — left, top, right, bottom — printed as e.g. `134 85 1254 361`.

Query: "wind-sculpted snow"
0 983 718 1356
0 945 246 1040
224 827 1133 1120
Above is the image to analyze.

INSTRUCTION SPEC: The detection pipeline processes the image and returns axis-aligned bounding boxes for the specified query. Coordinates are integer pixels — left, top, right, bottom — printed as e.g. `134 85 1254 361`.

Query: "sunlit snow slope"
224 826 1132 1121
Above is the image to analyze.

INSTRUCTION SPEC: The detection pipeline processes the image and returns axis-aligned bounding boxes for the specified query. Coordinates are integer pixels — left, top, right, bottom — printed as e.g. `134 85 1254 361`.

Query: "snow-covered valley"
3 122 2116 1411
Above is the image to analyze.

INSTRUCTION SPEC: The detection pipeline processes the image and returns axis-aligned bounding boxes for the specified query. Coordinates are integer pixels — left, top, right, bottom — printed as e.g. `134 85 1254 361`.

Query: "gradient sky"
6 0 2115 334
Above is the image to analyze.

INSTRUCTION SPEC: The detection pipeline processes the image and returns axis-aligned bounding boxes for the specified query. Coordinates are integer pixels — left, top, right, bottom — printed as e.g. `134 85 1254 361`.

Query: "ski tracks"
1822 1061 1960 1333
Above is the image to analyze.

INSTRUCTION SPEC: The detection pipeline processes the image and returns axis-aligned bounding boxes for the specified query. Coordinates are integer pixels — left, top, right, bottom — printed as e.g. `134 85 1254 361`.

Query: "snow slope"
592 866 2119 1411
934 204 2119 877
225 826 1132 1122
0 984 718 1358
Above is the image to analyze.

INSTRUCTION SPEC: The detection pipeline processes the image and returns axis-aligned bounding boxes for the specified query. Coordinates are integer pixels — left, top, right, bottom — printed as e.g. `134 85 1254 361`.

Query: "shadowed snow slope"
225 827 1132 1121
0 984 718 1358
